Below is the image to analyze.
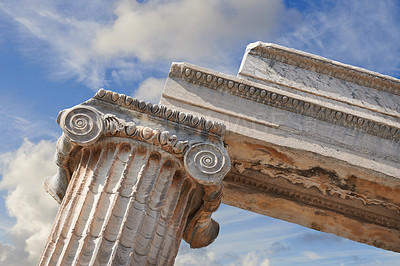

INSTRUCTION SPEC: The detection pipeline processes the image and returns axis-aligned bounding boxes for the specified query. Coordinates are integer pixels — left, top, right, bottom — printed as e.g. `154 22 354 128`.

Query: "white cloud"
0 0 112 88
234 251 270 266
132 77 166 103
93 0 285 66
176 244 223 266
0 0 289 89
0 242 18 264
176 244 271 266
0 139 58 265
2 0 400 92
277 0 400 76
303 251 323 261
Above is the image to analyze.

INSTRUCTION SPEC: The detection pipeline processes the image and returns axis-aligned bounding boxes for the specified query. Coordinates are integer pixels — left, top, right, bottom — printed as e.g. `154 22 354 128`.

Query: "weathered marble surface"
238 42 400 119
160 42 400 252
39 90 230 265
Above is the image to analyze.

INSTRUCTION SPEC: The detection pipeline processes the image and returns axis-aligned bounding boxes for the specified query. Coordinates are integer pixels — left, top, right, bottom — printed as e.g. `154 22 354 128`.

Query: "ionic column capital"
41 89 230 265
45 90 230 203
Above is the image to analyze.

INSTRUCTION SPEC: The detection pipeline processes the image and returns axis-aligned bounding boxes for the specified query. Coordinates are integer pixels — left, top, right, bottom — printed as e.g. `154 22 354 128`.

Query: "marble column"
39 90 230 266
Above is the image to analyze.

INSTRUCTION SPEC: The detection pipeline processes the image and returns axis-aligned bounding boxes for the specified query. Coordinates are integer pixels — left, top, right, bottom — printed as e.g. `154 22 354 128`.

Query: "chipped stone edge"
243 42 400 96
168 63 400 143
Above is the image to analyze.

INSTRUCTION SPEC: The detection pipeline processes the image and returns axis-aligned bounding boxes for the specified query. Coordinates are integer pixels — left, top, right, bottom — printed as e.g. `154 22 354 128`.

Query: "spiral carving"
60 106 103 145
184 143 230 185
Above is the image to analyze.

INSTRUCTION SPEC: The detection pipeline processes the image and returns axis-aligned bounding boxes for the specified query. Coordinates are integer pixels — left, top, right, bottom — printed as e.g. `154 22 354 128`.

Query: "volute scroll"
184 142 231 186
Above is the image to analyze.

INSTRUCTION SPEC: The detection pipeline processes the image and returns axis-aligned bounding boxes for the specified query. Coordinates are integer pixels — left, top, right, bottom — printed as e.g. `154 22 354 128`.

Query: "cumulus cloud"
132 77 166 103
2 0 400 92
93 0 286 66
0 0 292 89
277 0 400 76
176 243 270 266
176 244 223 266
0 242 19 265
234 251 270 266
0 139 58 265
0 0 114 88
303 251 323 261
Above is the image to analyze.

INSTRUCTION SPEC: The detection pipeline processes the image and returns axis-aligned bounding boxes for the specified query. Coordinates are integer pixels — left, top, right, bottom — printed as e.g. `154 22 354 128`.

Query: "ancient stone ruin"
39 42 400 265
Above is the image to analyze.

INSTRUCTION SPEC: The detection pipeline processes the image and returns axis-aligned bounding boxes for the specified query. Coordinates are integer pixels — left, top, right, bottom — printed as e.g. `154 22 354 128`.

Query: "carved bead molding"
168 64 400 143
93 89 226 137
58 106 191 154
248 42 400 96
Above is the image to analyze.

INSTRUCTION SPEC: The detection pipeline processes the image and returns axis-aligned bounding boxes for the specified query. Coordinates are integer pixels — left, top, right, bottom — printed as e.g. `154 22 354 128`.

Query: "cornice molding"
93 89 226 137
169 64 400 143
245 42 400 96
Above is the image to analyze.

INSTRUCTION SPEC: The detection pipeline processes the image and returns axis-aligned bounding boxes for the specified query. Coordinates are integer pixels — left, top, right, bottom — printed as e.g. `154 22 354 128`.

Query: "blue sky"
0 0 400 265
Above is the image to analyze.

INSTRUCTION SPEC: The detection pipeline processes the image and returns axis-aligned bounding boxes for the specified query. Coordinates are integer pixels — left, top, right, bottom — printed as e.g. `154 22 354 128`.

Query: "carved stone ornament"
184 143 230 185
58 106 104 145
168 63 400 143
40 90 230 266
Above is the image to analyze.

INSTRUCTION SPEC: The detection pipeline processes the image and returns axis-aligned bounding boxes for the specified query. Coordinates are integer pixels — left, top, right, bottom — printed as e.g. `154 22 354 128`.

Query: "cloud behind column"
0 140 58 265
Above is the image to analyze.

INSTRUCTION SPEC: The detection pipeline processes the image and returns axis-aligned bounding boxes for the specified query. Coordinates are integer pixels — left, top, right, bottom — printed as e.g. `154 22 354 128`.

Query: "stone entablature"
169 63 400 143
40 89 230 265
161 42 400 252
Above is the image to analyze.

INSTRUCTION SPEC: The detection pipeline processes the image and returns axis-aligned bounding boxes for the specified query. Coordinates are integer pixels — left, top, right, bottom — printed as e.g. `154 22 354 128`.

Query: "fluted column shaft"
39 139 197 266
